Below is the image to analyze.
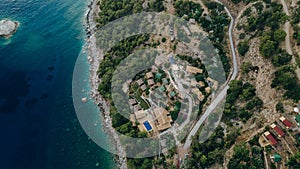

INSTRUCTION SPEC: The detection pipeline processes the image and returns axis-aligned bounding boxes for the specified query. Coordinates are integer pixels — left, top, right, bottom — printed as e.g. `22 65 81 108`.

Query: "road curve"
183 1 238 150
280 0 300 80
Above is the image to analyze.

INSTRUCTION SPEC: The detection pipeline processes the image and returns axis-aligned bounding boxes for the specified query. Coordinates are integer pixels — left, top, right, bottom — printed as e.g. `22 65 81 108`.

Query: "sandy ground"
85 0 127 168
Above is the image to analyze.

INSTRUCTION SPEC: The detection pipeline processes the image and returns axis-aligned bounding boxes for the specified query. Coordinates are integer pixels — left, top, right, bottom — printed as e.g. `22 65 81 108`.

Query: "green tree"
274 29 287 42
241 62 253 74
238 40 250 56
276 102 284 113
260 40 276 58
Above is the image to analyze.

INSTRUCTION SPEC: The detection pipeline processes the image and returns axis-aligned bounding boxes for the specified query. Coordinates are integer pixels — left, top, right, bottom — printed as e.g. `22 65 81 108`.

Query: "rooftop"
270 124 285 137
158 86 166 93
272 153 282 162
154 107 172 131
147 79 155 86
137 79 144 86
264 131 277 145
146 72 153 79
279 116 292 128
186 65 203 74
295 114 300 124
155 73 162 79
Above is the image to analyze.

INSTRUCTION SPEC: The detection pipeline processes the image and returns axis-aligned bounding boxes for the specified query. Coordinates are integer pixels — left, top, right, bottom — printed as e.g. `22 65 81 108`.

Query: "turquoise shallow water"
0 0 115 169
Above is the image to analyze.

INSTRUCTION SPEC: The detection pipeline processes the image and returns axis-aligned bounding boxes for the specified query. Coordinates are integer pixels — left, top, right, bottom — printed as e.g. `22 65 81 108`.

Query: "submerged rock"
0 19 19 38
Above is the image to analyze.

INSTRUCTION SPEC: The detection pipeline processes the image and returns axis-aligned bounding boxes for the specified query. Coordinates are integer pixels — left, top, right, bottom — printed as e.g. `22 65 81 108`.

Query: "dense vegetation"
95 1 166 168
242 2 288 33
237 40 249 56
239 2 300 101
271 66 300 101
228 143 264 169
174 0 203 21
223 80 263 123
292 1 300 45
176 54 210 115
174 0 231 77
286 151 300 168
186 126 226 168
259 30 287 60
96 0 165 28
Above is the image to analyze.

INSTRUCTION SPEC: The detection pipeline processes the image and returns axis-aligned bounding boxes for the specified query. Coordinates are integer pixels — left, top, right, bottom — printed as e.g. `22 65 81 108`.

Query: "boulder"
0 19 19 38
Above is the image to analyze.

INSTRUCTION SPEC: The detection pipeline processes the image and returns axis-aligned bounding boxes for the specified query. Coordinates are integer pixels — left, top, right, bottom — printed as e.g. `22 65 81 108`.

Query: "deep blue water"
0 0 115 169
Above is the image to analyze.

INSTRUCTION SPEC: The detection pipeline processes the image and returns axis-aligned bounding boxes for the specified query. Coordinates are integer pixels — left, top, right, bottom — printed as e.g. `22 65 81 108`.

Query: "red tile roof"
264 131 278 145
280 116 292 128
271 124 285 137
282 119 292 128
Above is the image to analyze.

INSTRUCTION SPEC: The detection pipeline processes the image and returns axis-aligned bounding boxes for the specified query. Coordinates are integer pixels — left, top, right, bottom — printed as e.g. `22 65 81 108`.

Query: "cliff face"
0 19 19 38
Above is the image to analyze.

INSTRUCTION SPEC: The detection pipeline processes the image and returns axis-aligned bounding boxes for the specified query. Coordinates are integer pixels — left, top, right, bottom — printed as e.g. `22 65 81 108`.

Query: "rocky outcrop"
0 19 19 38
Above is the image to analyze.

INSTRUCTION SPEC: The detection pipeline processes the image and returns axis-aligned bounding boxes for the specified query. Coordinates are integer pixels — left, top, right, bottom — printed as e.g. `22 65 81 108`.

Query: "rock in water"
0 19 19 38
81 97 88 103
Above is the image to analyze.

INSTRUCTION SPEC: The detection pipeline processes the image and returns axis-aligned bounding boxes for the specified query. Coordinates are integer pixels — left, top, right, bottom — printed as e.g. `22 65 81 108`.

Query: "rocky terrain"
0 19 19 38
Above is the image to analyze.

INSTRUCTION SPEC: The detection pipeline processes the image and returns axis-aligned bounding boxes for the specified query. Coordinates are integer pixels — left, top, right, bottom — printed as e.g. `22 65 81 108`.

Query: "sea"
0 0 116 169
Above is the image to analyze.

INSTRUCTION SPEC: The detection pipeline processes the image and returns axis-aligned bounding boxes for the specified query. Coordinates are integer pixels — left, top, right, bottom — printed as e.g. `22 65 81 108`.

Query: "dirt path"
280 0 300 80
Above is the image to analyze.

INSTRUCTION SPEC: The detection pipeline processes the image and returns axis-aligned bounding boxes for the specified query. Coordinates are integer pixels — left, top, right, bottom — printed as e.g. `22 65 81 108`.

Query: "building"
294 107 299 113
264 131 277 145
153 107 173 131
279 116 292 129
141 84 147 91
133 104 142 111
155 73 162 79
192 88 205 101
207 77 219 90
147 79 155 86
129 99 137 106
163 79 169 85
270 154 282 163
295 114 300 125
270 124 285 137
186 65 203 74
189 18 196 24
134 110 146 121
158 86 166 93
205 87 211 93
182 26 191 36
130 114 137 126
146 72 153 79
198 81 205 87
137 79 144 86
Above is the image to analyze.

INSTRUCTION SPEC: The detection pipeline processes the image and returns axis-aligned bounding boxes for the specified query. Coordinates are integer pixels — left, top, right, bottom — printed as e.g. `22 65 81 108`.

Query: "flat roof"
158 86 166 92
295 114 300 123
147 79 155 86
137 79 144 86
146 72 153 79
134 110 145 120
186 65 203 74
169 57 175 64
155 73 162 79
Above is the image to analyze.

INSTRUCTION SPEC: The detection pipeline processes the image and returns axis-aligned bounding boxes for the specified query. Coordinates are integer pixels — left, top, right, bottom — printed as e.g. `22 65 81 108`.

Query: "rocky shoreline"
0 19 19 38
85 0 127 168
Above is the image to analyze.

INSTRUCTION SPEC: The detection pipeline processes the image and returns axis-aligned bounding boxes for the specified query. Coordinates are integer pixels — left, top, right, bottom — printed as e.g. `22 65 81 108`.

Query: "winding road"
280 0 300 80
183 1 238 150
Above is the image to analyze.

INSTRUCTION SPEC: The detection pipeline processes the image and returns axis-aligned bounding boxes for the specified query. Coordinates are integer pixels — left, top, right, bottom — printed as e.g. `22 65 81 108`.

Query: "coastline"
85 0 127 168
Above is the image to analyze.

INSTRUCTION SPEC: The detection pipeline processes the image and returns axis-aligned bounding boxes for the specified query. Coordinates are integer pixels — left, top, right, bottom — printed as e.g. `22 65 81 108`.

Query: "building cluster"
263 116 294 146
129 107 173 133
128 68 181 135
